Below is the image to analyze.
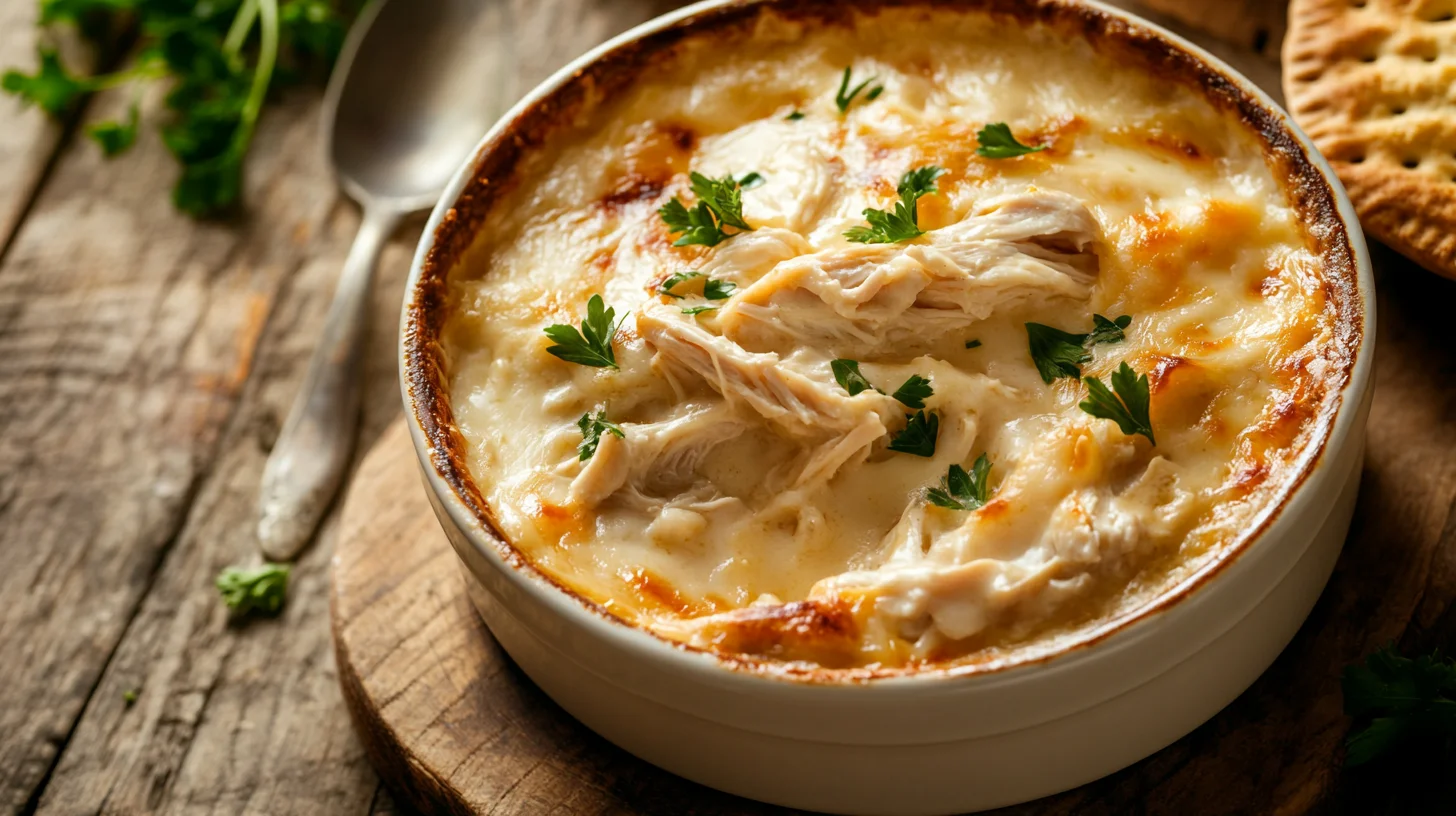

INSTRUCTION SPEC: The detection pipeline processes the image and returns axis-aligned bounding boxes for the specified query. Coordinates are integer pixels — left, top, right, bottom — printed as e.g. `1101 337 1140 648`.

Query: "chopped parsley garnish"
1080 362 1155 445
975 122 1048 159
681 305 718 316
659 171 756 247
965 339 982 349
216 563 290 618
703 279 737 300
576 407 625 461
1343 647 1456 767
87 102 138 156
890 374 933 409
926 453 993 511
657 270 702 298
845 165 945 244
831 359 877 397
543 294 620 369
889 410 939 457
834 66 883 113
122 688 139 707
786 110 806 121
737 171 765 189
1025 314 1133 383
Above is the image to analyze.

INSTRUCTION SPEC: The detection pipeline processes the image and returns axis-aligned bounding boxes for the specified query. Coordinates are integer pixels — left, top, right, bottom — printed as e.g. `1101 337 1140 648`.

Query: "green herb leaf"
690 171 752 231
845 165 944 244
1342 647 1456 767
122 687 139 706
1080 362 1155 445
681 305 718 316
659 197 724 247
786 110 805 121
216 563 290 618
658 270 702 298
889 410 939 457
544 294 620 369
659 171 756 246
3 48 91 116
39 0 135 26
831 359 877 397
703 279 736 300
1026 315 1134 383
890 374 933 409
1086 313 1132 346
576 407 625 461
1026 322 1091 383
737 171 764 189
926 453 993 510
835 66 883 113
965 339 982 349
975 122 1047 159
86 102 139 156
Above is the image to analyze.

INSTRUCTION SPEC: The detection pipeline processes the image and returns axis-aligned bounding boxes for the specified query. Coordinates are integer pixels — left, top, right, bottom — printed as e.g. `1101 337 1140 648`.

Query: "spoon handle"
257 205 400 561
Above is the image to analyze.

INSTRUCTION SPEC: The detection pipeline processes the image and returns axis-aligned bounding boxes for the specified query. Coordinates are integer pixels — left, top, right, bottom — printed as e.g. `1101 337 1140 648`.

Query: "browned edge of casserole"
402 0 1364 682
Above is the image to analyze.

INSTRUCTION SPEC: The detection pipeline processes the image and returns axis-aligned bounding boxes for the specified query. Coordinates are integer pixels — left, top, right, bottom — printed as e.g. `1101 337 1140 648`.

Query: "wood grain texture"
329 249 1456 816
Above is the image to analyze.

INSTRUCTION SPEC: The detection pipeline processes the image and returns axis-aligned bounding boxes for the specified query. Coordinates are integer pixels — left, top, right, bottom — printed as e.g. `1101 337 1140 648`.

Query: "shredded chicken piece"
717 189 1101 356
569 402 747 508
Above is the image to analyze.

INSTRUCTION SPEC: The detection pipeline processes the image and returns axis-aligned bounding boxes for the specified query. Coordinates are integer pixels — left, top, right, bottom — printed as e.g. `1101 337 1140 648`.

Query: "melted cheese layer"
442 9 1348 671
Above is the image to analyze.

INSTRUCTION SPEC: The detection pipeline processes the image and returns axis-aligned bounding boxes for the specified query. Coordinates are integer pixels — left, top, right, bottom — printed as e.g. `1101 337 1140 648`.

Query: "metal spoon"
257 0 511 561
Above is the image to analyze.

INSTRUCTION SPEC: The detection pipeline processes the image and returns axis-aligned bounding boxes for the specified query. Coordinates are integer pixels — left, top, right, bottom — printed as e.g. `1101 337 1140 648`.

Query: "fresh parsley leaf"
1080 362 1155 445
975 122 1048 159
1086 314 1132 346
831 359 877 397
659 172 756 246
835 66 882 113
1026 322 1091 383
786 110 805 121
703 279 736 300
681 305 718 316
86 102 139 156
3 48 91 116
576 407 625 461
122 688 139 707
889 410 939 457
926 453 993 510
1343 647 1456 767
658 270 702 298
890 374 933 409
845 165 944 244
965 339 982 349
216 563 290 618
737 171 764 189
1026 315 1134 383
543 294 620 369
39 0 134 26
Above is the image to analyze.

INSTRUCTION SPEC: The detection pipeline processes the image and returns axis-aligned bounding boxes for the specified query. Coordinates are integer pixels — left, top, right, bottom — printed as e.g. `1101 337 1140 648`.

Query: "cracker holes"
1402 157 1422 169
1419 1 1456 22
1349 155 1367 164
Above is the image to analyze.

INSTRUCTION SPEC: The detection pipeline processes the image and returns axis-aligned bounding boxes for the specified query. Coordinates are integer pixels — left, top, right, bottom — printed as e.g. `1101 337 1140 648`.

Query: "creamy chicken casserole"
425 3 1359 673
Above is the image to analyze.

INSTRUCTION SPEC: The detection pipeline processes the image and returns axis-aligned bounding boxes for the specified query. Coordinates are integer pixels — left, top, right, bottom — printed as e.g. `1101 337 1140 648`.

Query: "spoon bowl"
257 0 512 561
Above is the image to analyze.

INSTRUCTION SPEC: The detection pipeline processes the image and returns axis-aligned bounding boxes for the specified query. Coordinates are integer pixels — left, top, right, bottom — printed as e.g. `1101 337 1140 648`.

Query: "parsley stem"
224 0 261 57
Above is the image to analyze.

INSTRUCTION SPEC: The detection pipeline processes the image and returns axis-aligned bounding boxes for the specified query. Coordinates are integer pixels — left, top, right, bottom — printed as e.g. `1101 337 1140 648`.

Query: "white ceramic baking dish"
398 1 1376 812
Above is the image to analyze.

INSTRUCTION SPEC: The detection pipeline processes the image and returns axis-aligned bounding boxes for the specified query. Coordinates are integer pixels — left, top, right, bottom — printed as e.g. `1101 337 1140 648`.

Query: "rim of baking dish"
399 0 1375 687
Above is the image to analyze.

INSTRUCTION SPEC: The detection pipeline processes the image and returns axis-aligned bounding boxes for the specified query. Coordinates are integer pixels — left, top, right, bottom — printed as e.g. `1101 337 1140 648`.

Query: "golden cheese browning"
434 5 1357 674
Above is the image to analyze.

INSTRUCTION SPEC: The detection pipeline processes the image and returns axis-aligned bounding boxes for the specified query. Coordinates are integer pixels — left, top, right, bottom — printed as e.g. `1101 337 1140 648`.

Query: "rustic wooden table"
2 1 1453 814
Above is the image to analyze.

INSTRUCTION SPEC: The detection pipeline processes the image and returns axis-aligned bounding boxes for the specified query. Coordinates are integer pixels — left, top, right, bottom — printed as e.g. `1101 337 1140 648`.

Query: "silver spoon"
257 0 511 561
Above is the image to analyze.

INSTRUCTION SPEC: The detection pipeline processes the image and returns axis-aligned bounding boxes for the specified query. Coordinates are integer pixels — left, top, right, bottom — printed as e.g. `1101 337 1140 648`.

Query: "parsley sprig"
576 407 624 461
834 66 883 114
2 0 353 216
975 122 1047 159
1343 647 1456 767
544 295 621 369
889 410 939 457
845 165 944 244
659 171 756 247
1026 314 1132 383
831 360 933 409
926 453 993 510
216 562 290 618
1080 361 1154 445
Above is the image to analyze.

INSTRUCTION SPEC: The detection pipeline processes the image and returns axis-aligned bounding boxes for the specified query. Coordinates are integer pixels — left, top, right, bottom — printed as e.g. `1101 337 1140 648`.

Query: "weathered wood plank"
0 0 73 255
19 0 685 813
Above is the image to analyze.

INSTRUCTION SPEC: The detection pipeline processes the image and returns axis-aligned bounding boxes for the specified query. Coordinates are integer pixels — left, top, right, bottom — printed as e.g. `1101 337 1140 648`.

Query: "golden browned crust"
405 0 1365 682
1284 0 1456 279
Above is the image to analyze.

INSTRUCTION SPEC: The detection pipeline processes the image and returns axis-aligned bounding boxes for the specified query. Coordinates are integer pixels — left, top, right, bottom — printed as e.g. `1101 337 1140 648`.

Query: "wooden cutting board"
330 3 1456 814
